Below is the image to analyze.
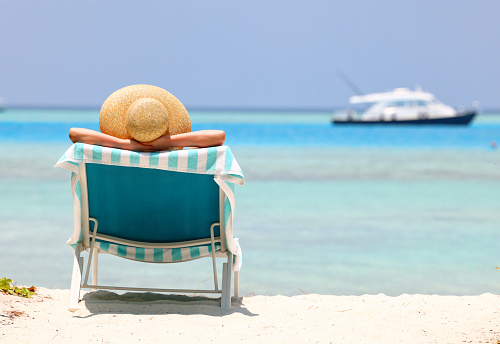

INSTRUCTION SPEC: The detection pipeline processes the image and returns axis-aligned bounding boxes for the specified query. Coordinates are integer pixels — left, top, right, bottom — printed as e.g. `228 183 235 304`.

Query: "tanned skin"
69 128 226 152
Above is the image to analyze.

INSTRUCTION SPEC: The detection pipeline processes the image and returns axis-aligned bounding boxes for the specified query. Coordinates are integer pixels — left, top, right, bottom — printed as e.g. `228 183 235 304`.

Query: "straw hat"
99 84 191 144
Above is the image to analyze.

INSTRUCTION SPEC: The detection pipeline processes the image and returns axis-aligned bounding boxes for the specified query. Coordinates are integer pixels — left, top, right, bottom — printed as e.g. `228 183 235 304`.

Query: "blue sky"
1 1 499 110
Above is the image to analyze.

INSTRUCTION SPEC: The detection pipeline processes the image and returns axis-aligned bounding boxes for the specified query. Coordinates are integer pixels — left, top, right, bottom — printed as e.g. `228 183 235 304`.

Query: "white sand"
1 288 500 343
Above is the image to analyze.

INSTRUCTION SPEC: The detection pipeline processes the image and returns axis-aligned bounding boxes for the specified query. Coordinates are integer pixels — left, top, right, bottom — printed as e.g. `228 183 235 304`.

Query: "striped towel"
55 143 244 270
56 143 244 186
93 241 221 264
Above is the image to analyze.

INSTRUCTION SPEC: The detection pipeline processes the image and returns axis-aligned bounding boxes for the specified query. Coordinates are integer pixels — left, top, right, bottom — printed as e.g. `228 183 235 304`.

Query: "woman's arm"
69 128 155 152
146 130 226 150
68 128 225 151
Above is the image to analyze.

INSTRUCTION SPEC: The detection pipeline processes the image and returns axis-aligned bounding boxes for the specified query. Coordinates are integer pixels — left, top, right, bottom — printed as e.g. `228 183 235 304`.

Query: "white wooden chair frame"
69 163 239 311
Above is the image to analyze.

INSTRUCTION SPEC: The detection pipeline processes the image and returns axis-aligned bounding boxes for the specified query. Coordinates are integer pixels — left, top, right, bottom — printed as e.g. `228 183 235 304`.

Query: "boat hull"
333 111 476 125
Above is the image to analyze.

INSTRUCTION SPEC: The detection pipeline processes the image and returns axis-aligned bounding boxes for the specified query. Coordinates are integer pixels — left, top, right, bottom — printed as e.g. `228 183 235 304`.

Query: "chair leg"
221 253 233 311
92 249 98 291
69 244 83 312
221 263 229 310
234 271 239 298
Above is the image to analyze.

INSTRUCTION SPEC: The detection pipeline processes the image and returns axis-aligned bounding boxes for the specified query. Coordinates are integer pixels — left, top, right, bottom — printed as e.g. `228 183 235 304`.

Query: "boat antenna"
336 70 364 95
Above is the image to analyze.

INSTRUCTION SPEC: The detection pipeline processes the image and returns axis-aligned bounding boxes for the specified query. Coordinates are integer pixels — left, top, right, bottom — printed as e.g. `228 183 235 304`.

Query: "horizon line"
4 104 500 114
5 104 340 113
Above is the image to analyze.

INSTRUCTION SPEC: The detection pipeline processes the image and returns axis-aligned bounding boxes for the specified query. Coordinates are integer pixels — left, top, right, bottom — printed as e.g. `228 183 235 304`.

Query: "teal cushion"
85 164 220 243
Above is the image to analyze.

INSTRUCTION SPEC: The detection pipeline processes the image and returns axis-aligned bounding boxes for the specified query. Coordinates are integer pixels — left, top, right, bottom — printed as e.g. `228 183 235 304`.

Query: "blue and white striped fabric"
56 143 244 186
55 143 244 270
93 242 221 263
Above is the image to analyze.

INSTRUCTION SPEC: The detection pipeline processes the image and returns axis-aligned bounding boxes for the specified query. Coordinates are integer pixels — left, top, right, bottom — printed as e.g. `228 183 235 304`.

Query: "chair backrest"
83 163 220 243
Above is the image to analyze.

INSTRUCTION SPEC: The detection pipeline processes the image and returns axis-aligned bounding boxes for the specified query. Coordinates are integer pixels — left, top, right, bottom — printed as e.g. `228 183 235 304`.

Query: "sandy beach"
1 288 499 343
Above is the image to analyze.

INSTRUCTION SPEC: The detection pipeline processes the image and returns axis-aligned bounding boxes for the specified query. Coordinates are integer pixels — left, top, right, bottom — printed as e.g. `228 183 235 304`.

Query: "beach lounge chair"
56 143 244 311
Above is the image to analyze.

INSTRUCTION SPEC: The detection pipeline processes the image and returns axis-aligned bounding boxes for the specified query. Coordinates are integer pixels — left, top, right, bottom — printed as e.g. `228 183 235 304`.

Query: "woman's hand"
145 130 226 150
143 135 174 151
121 139 156 152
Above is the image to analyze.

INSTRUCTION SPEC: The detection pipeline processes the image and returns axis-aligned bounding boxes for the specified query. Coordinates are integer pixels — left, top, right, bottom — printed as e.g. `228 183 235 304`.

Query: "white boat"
332 88 476 125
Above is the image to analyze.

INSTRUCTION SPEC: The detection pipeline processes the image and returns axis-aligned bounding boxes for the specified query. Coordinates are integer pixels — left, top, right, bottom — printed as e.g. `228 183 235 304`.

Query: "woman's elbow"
68 128 78 143
215 131 225 146
69 127 85 143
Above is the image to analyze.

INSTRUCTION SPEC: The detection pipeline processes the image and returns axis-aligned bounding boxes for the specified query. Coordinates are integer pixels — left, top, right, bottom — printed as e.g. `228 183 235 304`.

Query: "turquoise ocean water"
1 109 499 296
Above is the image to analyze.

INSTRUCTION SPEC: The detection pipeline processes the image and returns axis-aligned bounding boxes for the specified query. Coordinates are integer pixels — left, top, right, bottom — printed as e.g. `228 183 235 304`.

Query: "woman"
69 128 225 152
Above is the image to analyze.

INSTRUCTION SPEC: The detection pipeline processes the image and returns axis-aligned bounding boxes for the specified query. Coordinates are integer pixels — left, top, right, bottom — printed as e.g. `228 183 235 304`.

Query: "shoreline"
1 288 499 343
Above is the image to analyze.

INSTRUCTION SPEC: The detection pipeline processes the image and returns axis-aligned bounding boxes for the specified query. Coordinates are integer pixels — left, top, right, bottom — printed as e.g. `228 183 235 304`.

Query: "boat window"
395 101 406 107
416 100 427 107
